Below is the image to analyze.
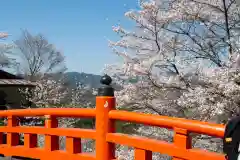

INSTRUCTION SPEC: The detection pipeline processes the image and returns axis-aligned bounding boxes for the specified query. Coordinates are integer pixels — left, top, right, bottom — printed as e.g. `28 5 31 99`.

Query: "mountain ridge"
63 72 102 88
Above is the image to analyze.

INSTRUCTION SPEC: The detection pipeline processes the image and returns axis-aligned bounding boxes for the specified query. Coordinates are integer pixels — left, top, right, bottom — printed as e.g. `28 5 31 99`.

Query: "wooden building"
0 69 35 110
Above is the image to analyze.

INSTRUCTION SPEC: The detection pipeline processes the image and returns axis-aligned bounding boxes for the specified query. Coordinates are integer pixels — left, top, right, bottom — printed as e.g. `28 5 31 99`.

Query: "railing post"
96 74 115 160
66 137 81 154
134 148 152 160
44 115 59 151
7 115 19 147
173 127 192 160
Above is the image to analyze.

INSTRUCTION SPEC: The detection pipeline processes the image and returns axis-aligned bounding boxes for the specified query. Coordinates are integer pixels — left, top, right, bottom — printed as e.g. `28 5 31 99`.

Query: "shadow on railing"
0 75 226 160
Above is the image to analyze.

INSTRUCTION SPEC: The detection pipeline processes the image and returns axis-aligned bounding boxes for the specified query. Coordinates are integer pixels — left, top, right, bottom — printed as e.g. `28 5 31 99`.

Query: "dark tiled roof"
0 70 22 79
0 79 36 86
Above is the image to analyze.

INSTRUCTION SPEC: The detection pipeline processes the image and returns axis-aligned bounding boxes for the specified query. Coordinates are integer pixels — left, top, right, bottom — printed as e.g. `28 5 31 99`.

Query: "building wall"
0 86 28 110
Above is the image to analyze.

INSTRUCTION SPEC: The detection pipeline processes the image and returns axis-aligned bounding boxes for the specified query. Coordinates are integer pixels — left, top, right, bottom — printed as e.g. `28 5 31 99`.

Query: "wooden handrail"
0 75 227 160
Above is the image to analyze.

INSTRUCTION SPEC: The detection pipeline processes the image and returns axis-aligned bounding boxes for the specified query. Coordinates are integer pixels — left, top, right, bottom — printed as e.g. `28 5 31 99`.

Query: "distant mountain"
63 72 102 88
16 71 120 90
63 72 122 90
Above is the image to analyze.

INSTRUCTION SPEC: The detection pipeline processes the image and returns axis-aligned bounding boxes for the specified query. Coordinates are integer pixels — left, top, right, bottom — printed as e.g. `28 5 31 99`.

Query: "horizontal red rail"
109 110 225 137
0 96 226 160
107 133 224 160
0 108 96 117
0 145 95 160
0 127 96 139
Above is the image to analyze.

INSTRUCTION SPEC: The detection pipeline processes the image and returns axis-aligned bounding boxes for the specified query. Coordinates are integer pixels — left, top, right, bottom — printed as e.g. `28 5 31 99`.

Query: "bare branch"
13 29 67 80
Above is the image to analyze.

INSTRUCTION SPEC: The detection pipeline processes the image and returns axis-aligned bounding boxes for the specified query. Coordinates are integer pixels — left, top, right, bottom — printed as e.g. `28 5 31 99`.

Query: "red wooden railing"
0 75 226 160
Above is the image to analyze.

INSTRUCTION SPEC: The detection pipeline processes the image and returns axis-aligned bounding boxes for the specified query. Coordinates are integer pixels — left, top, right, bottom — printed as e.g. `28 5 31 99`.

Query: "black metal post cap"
98 74 114 96
100 74 112 85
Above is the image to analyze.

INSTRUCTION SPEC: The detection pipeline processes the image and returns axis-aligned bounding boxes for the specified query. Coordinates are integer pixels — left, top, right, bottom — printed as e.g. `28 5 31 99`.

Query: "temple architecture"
0 70 35 110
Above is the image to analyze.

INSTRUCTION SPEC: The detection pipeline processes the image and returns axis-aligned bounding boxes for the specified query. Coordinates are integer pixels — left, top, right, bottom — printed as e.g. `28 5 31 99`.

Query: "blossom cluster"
105 0 240 159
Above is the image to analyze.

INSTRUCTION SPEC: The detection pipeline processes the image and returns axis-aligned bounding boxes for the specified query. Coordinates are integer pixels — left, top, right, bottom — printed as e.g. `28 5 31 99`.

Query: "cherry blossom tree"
20 78 66 108
0 32 16 69
20 77 97 150
105 0 240 159
106 0 240 121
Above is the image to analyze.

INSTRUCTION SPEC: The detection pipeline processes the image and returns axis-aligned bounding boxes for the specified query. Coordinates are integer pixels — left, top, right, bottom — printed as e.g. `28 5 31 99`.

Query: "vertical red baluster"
44 115 59 151
24 133 37 148
173 127 191 160
7 115 19 147
66 137 81 154
135 148 152 160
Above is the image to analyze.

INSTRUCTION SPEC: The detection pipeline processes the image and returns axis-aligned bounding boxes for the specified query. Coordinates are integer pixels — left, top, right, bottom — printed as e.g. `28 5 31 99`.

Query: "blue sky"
0 0 139 74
